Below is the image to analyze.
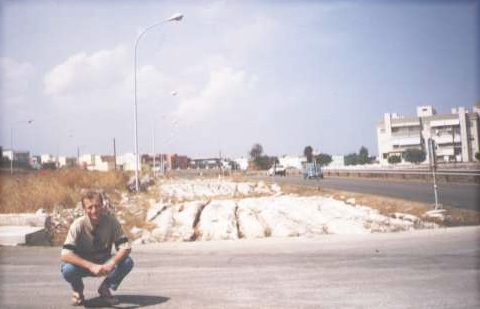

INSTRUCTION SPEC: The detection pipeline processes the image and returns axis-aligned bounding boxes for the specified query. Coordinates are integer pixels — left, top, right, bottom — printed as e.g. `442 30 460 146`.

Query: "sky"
0 0 478 159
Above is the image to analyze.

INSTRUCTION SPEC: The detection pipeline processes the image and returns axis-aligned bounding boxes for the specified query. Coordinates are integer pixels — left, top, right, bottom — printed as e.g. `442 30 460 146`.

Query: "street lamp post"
152 115 157 177
153 90 178 177
133 13 183 192
10 119 34 174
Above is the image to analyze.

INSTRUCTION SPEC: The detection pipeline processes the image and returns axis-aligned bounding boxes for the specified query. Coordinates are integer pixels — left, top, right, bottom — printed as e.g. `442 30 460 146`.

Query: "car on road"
267 164 286 176
303 163 323 179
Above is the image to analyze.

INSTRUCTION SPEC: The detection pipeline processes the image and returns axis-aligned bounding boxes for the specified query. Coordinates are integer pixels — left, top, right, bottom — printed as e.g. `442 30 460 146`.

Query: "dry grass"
0 169 130 213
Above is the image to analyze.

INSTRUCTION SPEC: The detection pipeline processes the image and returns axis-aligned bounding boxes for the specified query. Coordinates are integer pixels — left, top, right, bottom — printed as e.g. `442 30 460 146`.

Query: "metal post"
113 138 117 171
10 119 34 174
428 138 440 209
10 126 13 174
152 117 156 177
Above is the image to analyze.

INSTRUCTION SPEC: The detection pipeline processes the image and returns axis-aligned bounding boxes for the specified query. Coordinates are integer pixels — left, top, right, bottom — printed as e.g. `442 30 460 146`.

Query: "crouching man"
60 191 134 306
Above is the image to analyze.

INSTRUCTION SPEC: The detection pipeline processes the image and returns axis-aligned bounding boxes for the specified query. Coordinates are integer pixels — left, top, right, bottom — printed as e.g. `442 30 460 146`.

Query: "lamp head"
167 13 183 22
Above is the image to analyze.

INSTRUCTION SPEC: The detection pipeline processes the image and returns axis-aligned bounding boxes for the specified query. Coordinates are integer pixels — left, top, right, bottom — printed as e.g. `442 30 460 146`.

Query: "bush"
476 152 480 161
344 153 358 165
403 148 426 164
315 153 332 166
388 155 402 164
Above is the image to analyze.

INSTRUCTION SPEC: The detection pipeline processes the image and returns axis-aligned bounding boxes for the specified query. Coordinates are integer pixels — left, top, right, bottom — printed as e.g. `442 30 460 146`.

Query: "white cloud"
0 57 36 104
136 64 170 101
43 45 129 96
173 66 257 126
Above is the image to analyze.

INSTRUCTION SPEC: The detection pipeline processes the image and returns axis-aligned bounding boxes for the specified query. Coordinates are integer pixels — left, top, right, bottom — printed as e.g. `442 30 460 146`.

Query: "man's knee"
61 263 82 281
119 256 134 272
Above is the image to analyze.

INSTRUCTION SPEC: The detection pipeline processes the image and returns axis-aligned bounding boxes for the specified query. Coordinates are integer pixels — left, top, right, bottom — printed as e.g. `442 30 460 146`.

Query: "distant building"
233 157 249 171
116 153 137 171
329 155 345 167
78 154 113 171
29 155 41 169
169 154 190 170
278 155 305 170
57 156 77 168
3 149 31 165
377 105 480 164
190 158 220 169
3 149 13 161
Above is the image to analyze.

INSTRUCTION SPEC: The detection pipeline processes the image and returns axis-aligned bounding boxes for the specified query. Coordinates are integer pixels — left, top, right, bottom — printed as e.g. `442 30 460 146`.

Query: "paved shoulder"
1 227 479 308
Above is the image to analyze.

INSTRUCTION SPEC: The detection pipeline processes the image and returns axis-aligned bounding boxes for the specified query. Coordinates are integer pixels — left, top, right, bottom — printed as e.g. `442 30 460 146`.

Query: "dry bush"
0 169 130 213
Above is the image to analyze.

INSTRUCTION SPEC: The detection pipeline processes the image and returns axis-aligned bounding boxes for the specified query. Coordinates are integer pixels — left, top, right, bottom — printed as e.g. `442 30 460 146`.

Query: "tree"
344 153 358 166
249 143 263 160
255 155 272 170
475 151 480 161
358 146 370 165
304 146 313 163
403 148 426 164
315 153 332 166
388 155 401 164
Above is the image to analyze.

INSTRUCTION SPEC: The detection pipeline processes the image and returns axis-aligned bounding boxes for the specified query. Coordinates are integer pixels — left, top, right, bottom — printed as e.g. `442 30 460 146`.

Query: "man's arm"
102 247 131 273
102 216 132 273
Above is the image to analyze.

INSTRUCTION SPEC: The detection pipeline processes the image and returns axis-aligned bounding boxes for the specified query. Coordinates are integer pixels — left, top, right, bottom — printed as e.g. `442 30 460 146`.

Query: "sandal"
71 291 84 306
98 280 120 306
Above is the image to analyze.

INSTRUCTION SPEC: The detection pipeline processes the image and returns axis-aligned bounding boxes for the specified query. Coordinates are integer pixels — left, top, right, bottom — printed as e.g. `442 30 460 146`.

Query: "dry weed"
0 169 129 213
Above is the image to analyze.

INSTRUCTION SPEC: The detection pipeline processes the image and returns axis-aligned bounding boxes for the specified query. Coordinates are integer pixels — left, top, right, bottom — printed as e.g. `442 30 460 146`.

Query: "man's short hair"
81 190 103 208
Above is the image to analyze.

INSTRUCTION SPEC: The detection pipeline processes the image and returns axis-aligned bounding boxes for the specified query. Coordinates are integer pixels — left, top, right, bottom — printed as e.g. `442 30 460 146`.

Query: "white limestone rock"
197 200 238 241
236 204 266 239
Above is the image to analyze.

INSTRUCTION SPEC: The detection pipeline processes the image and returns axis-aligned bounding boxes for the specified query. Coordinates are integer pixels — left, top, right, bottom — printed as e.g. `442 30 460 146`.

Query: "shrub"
403 148 426 164
388 155 402 164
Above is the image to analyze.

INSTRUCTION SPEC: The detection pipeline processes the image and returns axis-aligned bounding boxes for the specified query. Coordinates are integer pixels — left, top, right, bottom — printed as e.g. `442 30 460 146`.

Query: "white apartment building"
377 105 480 164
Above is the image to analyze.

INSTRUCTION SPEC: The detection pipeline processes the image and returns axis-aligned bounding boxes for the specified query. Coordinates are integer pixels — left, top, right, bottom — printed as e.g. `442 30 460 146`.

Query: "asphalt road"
257 175 480 211
1 226 479 309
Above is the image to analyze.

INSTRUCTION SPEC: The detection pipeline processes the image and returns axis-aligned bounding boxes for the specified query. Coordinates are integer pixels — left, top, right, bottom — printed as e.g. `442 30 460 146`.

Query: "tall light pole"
133 13 183 192
10 119 34 174
153 90 178 177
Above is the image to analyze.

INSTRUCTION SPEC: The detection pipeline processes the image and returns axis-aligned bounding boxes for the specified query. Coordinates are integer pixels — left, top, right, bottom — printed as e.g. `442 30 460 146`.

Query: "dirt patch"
280 183 480 227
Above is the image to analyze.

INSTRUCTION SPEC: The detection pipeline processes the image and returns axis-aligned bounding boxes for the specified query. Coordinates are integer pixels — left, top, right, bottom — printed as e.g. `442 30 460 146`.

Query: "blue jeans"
61 256 134 293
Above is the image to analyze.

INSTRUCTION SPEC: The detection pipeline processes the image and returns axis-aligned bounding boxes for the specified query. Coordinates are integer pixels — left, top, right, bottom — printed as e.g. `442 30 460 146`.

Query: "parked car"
267 164 286 176
303 163 323 179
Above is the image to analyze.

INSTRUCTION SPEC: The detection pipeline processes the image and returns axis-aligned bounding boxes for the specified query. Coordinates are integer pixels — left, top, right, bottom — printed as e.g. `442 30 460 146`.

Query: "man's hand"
102 260 116 273
88 263 106 276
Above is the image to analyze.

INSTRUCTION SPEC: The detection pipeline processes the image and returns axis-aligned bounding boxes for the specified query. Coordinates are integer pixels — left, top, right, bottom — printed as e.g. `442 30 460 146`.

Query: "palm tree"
304 145 313 163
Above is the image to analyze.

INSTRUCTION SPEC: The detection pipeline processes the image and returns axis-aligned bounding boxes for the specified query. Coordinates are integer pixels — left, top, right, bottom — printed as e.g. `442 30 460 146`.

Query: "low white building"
57 156 77 168
377 105 480 164
233 157 249 171
40 154 56 164
278 155 305 170
329 155 345 167
78 154 117 171
116 153 137 171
